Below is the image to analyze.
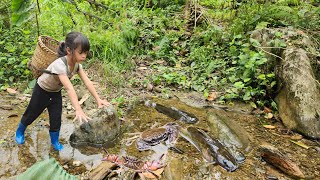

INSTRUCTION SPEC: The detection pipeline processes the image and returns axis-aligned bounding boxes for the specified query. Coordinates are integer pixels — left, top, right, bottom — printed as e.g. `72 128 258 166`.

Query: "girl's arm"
78 68 110 108
58 74 91 123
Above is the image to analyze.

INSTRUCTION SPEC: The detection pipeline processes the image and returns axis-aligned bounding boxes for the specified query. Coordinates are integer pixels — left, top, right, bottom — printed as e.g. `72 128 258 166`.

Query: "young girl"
15 32 110 151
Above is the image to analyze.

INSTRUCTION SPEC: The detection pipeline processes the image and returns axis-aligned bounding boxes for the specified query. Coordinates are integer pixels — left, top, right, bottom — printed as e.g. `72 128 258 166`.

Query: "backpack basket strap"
61 56 80 74
76 63 80 73
61 56 69 74
39 57 68 75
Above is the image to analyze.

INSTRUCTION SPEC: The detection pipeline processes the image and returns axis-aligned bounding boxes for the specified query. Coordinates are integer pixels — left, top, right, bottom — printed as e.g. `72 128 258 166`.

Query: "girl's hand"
97 98 111 108
74 109 92 123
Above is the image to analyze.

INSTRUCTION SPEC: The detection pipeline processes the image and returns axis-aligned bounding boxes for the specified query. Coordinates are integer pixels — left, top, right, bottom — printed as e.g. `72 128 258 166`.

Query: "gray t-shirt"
37 57 82 92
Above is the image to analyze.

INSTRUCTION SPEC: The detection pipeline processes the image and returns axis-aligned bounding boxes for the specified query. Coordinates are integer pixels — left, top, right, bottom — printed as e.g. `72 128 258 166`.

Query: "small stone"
264 113 273 119
146 83 153 91
154 86 162 93
67 104 72 110
72 160 82 167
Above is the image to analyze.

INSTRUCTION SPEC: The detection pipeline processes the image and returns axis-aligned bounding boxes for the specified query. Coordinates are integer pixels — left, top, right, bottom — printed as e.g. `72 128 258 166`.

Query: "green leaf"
271 101 278 110
255 22 270 30
243 78 251 83
257 74 266 80
270 81 277 88
234 81 244 89
28 79 36 89
203 89 209 98
11 0 35 26
250 102 257 109
9 76 14 82
267 73 275 78
243 92 252 101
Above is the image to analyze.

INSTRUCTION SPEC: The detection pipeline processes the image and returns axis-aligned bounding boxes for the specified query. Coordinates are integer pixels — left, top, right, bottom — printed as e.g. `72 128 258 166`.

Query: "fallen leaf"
7 88 17 94
263 125 276 129
264 106 272 113
138 67 148 70
141 167 164 179
156 60 165 65
207 92 217 101
18 96 27 101
290 140 310 149
79 93 90 105
290 134 303 140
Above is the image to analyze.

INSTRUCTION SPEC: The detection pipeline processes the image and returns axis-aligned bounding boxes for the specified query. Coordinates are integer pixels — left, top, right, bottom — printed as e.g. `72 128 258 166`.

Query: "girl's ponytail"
58 42 67 57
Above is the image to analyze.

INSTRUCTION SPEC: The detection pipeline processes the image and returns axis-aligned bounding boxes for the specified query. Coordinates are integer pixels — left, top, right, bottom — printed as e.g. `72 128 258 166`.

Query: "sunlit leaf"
234 81 244 89
263 125 276 129
290 140 310 149
250 102 257 109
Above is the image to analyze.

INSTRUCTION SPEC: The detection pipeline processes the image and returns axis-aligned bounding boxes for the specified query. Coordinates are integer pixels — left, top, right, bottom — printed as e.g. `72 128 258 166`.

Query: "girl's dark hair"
58 32 90 57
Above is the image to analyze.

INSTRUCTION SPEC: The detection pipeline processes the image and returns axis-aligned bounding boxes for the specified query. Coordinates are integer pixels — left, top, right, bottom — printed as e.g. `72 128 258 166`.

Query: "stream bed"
0 91 319 179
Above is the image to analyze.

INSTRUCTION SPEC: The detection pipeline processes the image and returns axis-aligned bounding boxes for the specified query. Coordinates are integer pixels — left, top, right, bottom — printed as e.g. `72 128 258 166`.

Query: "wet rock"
88 161 117 180
258 143 305 179
72 160 82 167
69 106 120 147
173 91 209 108
164 156 183 180
207 110 252 162
276 47 320 139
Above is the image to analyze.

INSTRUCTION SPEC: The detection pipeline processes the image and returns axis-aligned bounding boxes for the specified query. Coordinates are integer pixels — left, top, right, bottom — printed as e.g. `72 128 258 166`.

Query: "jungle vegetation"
0 0 319 109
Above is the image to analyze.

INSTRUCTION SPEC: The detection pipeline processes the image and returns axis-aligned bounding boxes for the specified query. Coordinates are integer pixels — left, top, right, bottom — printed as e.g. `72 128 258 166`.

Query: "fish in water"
186 127 239 172
144 100 199 124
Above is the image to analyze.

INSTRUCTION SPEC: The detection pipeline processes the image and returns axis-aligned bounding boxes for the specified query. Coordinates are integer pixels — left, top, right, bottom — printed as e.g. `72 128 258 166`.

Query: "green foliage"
2 0 319 110
11 0 35 26
0 27 35 89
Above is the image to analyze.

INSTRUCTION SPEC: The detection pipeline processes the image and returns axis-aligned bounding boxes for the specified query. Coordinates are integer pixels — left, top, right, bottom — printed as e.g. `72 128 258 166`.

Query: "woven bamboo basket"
28 36 60 78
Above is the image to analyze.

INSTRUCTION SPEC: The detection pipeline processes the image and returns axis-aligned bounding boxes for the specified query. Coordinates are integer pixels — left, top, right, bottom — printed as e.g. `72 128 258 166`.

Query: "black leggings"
21 83 62 132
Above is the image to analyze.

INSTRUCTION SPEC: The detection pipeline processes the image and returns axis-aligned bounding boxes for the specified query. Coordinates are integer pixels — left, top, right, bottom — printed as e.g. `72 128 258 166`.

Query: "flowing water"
0 92 319 179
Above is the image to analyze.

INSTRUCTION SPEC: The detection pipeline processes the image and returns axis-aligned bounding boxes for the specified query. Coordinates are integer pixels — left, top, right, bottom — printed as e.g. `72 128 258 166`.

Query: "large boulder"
276 47 320 139
251 28 320 139
69 106 120 147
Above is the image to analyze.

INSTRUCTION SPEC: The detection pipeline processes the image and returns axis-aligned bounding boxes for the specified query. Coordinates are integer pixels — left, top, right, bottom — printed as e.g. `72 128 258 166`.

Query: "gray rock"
69 106 120 147
251 28 320 139
276 47 320 139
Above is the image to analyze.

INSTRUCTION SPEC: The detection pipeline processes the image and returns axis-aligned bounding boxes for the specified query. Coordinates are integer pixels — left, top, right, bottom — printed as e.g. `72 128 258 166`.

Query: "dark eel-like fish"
185 127 239 172
145 100 199 124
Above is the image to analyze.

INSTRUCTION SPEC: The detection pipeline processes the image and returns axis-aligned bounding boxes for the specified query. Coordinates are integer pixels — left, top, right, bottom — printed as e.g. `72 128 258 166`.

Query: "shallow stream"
0 92 319 179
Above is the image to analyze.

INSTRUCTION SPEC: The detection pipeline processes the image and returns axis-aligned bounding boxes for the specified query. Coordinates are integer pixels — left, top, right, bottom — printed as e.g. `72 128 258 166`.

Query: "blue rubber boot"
49 131 64 151
15 122 27 144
